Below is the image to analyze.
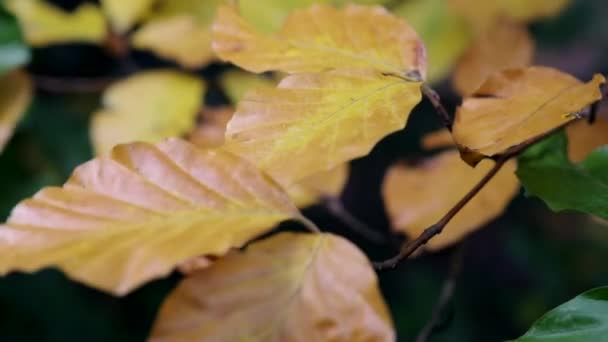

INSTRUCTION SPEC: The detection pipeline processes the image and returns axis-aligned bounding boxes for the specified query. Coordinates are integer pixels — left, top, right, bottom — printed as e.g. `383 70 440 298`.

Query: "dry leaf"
219 70 276 105
100 0 155 33
566 113 608 162
452 67 605 166
91 70 204 155
4 0 106 46
393 0 472 83
225 69 421 185
188 107 348 207
0 139 301 295
131 0 225 68
421 129 455 150
453 20 534 96
0 70 32 153
150 232 395 342
213 4 427 78
383 151 519 250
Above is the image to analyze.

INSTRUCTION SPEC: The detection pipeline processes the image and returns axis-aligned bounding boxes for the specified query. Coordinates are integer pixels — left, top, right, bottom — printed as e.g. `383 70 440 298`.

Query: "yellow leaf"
0 70 32 153
225 69 422 185
449 0 572 32
188 107 349 207
150 232 395 341
0 139 301 295
4 0 106 46
566 113 608 162
101 0 155 33
131 0 225 68
452 20 534 96
91 70 204 155
383 151 519 250
286 164 349 208
212 4 427 79
393 0 472 84
219 70 276 105
452 67 605 166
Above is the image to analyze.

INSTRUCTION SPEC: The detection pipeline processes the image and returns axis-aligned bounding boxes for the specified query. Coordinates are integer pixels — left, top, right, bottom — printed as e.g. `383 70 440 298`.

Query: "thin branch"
297 215 321 233
323 197 387 244
374 156 507 269
421 84 453 131
416 243 465 342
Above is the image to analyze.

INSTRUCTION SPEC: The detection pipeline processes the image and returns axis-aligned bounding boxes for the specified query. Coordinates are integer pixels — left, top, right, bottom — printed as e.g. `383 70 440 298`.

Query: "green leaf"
516 131 608 220
514 286 608 341
0 9 30 75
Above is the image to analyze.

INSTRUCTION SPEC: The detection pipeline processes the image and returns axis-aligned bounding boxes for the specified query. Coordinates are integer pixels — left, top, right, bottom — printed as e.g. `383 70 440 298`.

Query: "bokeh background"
1 0 607 341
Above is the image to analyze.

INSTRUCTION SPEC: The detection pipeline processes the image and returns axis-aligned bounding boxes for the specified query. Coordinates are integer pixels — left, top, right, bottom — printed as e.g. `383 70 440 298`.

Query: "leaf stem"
323 197 387 244
421 84 453 131
297 215 321 234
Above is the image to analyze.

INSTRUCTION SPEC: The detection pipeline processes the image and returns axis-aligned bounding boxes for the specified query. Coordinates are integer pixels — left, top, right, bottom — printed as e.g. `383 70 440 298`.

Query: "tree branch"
416 243 465 342
33 75 117 93
421 84 453 131
323 197 388 244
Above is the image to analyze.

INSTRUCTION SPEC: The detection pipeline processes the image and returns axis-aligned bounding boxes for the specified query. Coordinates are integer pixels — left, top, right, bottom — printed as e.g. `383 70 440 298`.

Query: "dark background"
1 0 607 341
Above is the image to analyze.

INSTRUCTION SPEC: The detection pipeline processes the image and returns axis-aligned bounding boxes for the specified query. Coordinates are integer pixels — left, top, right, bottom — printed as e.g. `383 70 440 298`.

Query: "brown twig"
416 243 465 342
33 75 118 93
324 197 387 244
421 84 453 131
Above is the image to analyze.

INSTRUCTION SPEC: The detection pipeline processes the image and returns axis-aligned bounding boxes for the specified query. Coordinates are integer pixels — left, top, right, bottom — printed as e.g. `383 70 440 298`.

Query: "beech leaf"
566 112 608 162
0 139 301 295
3 0 106 46
452 67 605 166
212 4 427 79
225 69 421 185
189 107 349 208
150 232 395 342
100 0 155 33
131 0 225 68
383 150 519 250
453 20 534 96
0 70 32 153
219 70 276 105
91 70 204 155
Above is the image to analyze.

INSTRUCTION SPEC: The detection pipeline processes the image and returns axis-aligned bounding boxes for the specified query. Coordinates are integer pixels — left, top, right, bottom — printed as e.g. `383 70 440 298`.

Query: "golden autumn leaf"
566 113 608 162
131 0 225 68
421 129 455 150
452 67 605 166
0 139 302 295
91 70 204 155
188 107 349 208
212 4 427 78
383 150 519 250
219 70 275 105
452 20 534 96
224 69 421 185
0 71 32 153
150 232 395 342
448 0 572 32
393 0 472 83
100 0 155 33
4 0 106 46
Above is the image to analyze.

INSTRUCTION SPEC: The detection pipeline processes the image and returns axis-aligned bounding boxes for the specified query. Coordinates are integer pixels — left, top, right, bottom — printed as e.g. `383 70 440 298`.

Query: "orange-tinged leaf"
150 232 395 341
383 151 519 250
453 20 534 96
101 0 155 33
224 69 422 185
219 70 276 105
452 67 605 166
0 70 32 153
188 107 349 207
566 113 608 162
0 139 300 295
212 4 427 79
421 129 455 150
91 70 204 155
4 0 106 46
131 0 225 68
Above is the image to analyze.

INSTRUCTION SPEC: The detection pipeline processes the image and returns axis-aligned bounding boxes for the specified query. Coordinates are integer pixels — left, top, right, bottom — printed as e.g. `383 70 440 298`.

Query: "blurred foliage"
0 0 607 341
